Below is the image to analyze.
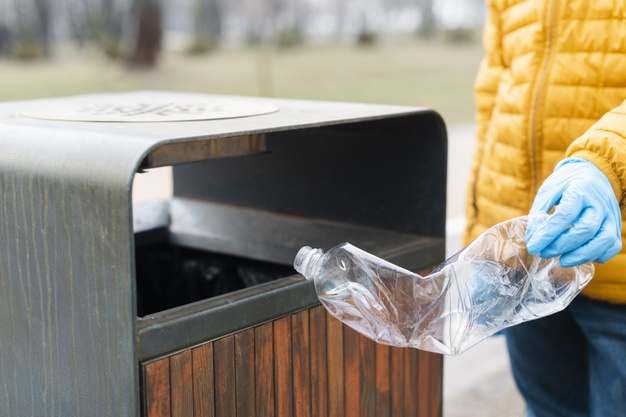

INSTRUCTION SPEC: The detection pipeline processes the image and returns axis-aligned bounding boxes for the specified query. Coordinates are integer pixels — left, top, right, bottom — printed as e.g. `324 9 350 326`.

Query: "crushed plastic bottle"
293 214 594 355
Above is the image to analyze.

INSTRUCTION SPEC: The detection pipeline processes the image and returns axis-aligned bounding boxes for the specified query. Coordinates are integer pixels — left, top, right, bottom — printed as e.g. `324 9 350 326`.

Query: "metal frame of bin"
0 91 447 416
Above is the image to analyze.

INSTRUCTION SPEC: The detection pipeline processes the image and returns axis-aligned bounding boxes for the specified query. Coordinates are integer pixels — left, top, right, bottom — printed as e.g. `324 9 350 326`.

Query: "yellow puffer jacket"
464 0 626 303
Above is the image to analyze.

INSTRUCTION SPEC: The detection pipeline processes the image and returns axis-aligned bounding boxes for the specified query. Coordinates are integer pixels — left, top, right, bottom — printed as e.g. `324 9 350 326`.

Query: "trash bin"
0 91 447 417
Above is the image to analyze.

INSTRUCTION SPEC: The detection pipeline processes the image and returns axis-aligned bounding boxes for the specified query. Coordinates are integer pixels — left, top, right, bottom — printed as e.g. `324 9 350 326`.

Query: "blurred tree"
67 0 88 47
33 0 52 55
67 0 128 59
0 24 12 56
10 0 53 59
188 0 223 54
333 0 349 41
129 0 162 68
241 0 292 47
277 0 306 48
417 0 436 38
356 16 377 46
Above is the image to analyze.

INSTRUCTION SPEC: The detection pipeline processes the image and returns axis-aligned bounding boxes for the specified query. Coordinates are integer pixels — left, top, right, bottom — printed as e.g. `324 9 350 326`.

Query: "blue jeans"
504 295 626 417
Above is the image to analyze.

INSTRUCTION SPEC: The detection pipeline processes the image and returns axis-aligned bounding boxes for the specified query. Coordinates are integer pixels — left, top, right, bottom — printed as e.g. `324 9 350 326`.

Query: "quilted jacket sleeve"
567 100 626 209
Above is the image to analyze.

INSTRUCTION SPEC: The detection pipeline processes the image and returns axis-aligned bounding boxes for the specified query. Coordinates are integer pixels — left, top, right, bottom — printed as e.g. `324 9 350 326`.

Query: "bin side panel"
0 127 142 417
141 306 443 417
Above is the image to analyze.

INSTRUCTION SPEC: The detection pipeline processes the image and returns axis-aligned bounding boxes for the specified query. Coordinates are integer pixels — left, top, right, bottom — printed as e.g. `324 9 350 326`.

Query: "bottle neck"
294 246 324 280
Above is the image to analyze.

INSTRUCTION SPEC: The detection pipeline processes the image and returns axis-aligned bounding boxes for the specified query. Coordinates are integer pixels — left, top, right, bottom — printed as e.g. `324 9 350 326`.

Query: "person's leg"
569 296 626 417
504 307 589 417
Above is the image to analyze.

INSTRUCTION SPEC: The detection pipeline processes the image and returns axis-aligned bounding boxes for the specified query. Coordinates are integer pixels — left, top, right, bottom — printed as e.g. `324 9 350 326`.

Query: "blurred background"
0 0 525 416
0 0 484 124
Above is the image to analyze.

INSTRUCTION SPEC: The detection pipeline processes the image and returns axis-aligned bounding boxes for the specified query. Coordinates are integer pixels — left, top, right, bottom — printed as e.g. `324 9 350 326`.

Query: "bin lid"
2 91 430 144
20 96 280 123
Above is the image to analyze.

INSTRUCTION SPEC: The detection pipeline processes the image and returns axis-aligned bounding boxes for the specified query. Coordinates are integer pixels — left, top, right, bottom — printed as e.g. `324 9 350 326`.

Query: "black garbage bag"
135 243 295 316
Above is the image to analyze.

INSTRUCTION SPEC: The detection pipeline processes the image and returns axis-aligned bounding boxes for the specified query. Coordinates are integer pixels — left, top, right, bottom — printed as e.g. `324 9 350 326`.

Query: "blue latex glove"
526 158 622 268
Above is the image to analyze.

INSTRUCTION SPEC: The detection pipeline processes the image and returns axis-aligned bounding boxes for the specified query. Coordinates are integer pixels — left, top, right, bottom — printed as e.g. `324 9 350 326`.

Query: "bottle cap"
294 246 323 279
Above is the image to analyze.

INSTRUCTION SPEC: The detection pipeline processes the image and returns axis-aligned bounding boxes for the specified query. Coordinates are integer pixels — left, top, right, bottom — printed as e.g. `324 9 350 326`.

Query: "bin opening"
135 242 296 317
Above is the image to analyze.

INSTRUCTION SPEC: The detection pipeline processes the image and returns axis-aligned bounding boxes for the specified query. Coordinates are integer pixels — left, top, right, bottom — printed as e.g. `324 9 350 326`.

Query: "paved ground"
444 335 525 417
132 123 527 417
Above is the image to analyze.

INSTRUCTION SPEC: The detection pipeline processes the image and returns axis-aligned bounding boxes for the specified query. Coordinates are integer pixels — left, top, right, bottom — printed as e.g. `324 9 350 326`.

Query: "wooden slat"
309 306 328 417
375 343 391 417
236 329 256 417
144 358 171 417
255 322 275 417
403 348 419 417
390 347 405 417
432 353 444 417
274 316 293 417
214 335 236 417
417 350 430 417
359 334 377 417
343 326 361 417
326 314 344 417
192 343 215 417
171 350 194 417
292 310 311 417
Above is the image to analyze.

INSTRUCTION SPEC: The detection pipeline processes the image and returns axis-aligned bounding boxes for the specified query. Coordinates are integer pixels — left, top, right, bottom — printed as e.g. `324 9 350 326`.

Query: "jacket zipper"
530 0 558 194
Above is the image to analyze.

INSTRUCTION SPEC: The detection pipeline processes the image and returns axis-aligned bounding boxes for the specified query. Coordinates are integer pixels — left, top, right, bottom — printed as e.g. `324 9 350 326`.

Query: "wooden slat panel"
171 350 194 417
255 322 275 417
343 326 361 417
326 315 344 417
403 348 419 417
274 316 293 417
235 329 256 417
375 343 391 417
192 343 215 417
390 347 405 417
309 306 328 417
359 334 377 417
145 358 171 417
292 310 311 417
214 336 236 417
142 291 442 417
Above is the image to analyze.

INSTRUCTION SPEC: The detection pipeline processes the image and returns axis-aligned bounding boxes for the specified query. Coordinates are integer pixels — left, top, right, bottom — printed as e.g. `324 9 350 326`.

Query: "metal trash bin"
0 91 447 417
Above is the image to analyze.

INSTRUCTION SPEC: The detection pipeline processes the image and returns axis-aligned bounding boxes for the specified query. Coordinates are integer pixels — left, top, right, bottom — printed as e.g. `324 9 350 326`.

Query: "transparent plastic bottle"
294 215 594 355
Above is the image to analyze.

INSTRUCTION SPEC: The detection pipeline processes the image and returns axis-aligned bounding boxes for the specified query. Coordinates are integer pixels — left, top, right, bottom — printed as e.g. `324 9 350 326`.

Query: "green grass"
0 38 484 124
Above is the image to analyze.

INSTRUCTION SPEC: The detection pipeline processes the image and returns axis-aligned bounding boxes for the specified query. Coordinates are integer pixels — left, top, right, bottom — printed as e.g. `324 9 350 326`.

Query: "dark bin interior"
135 241 295 317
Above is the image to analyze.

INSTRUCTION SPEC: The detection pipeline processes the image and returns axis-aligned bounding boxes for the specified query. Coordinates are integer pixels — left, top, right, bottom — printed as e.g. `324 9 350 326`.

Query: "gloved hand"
526 158 622 268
